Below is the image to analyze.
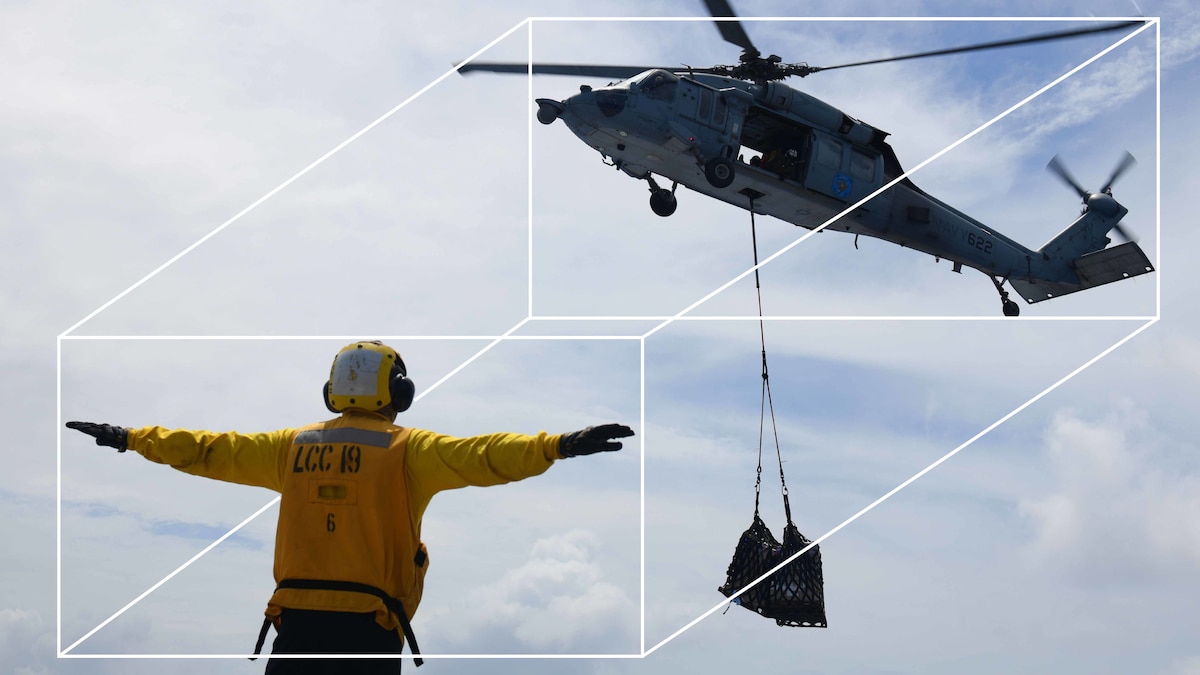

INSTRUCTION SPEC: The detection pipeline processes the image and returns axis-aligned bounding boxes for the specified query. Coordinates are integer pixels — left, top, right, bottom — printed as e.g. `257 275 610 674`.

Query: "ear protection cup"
388 355 415 414
389 376 415 413
322 381 339 414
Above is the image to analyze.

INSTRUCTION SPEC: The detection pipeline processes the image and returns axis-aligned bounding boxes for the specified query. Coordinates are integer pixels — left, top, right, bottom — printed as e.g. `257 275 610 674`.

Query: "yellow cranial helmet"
323 341 414 414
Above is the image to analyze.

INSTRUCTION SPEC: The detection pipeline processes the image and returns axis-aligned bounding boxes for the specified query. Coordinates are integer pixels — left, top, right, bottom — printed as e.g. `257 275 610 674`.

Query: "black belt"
251 579 423 667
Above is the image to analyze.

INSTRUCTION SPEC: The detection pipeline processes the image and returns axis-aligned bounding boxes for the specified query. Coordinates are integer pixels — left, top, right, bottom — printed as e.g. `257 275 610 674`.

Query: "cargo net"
717 198 826 627
718 513 827 627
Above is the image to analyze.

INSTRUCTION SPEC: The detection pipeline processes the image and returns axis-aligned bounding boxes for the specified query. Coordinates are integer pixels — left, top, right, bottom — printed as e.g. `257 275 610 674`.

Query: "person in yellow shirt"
66 340 634 674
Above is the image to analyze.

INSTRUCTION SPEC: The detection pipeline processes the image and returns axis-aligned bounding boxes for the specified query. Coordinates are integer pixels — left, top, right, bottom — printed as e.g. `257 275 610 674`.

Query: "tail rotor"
1046 152 1139 242
1046 155 1089 201
1100 150 1137 194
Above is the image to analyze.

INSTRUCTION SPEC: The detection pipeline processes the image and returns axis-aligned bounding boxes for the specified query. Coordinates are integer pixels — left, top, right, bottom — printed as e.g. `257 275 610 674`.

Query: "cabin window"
815 136 841 169
713 94 727 126
699 89 713 120
849 149 875 179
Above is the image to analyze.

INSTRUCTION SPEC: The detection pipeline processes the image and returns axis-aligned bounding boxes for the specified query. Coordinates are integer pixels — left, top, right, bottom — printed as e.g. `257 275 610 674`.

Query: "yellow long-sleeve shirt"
127 411 563 633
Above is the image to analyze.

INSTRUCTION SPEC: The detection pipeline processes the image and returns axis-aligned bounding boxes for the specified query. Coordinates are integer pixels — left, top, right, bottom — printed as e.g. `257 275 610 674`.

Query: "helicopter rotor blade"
1047 155 1091 201
1111 222 1139 243
1101 151 1138 193
1102 153 1139 243
703 0 759 55
457 62 664 79
805 20 1142 76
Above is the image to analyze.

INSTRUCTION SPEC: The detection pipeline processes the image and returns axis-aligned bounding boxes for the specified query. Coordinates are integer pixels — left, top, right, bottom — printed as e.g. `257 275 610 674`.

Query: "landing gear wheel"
649 189 677 217
990 275 1020 317
705 158 735 188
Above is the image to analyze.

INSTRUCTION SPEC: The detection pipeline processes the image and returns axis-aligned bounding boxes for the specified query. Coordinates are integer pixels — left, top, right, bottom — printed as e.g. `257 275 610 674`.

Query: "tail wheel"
705 158 735 188
991 275 1020 317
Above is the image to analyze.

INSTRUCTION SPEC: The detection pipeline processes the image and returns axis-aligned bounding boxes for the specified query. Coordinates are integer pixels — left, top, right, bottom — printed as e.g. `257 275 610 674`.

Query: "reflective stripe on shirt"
294 427 391 448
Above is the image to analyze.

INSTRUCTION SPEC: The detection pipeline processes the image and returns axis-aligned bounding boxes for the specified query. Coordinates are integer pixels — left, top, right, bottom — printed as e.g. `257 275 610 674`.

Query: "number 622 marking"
967 232 993 254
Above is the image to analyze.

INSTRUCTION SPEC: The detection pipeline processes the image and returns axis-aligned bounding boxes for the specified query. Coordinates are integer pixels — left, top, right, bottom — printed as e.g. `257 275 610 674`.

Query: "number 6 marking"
326 513 336 532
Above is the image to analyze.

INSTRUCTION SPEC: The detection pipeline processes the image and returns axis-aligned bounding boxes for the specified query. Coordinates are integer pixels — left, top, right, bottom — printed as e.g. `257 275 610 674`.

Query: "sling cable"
717 194 827 627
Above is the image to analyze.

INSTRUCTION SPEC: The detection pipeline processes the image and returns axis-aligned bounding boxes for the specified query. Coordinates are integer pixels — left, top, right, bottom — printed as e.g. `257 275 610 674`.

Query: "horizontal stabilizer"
1011 242 1154 304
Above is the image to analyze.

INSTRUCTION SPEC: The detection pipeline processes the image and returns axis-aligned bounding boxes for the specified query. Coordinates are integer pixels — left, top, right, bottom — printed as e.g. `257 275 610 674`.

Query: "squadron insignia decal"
832 172 853 200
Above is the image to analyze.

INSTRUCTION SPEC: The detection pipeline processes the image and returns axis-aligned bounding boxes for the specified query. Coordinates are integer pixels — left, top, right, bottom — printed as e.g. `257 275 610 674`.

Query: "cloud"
12 2 1200 673
427 529 637 653
1161 655 1200 675
1003 24 1157 145
1019 401 1200 584
146 518 264 549
61 497 266 550
1161 0 1200 68
0 608 54 675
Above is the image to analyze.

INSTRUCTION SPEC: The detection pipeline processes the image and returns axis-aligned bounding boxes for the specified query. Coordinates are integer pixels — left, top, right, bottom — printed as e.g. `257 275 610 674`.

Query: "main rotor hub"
714 54 817 84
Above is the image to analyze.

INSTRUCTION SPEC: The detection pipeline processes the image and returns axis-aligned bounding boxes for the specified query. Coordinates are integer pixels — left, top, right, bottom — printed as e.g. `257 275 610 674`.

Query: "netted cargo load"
718 203 827 628
718 514 826 627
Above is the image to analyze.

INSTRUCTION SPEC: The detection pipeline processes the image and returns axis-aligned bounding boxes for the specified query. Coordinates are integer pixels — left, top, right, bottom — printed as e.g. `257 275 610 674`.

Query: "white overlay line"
639 19 1153 341
56 14 1160 662
60 497 281 656
63 648 648 653
58 334 645 341
60 316 538 653
59 19 535 338
645 318 1157 656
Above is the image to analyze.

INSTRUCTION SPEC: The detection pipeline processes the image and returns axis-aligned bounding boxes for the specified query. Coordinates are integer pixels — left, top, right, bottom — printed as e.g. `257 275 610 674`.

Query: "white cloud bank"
423 529 638 654
1020 401 1200 584
0 608 54 675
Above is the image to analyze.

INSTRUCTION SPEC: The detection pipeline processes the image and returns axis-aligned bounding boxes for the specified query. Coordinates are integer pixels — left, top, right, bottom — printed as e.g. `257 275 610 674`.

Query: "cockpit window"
639 70 678 102
595 89 628 117
611 75 638 89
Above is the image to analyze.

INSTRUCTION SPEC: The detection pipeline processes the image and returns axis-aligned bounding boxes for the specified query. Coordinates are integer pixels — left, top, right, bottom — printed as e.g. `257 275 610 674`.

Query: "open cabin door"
740 107 883 206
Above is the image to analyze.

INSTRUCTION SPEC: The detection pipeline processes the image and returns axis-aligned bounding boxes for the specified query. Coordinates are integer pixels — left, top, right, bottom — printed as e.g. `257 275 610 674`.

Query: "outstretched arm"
405 423 635 501
66 421 294 492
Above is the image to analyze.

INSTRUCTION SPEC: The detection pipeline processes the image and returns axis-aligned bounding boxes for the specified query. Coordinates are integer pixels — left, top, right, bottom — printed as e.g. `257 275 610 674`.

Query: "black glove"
66 421 129 452
559 423 634 458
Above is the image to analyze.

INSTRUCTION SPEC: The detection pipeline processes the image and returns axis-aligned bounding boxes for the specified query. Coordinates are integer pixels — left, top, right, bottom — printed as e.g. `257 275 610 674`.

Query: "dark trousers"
264 608 404 675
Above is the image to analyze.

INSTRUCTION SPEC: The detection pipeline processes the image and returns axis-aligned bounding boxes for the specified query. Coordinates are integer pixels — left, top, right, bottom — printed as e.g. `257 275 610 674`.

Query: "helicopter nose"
562 87 596 113
556 88 601 132
552 86 625 143
535 98 564 125
562 85 628 123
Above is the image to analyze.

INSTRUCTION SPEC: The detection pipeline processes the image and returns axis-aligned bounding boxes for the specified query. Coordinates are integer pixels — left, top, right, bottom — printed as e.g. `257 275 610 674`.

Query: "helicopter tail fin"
1036 205 1124 263
1010 240 1154 303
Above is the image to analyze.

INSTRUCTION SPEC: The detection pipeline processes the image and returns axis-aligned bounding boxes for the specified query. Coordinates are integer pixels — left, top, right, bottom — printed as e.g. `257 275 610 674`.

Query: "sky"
4 0 1200 673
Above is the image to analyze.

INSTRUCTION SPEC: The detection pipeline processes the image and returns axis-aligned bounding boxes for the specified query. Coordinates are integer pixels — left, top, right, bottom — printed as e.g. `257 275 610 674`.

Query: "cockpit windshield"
610 74 641 89
636 69 678 102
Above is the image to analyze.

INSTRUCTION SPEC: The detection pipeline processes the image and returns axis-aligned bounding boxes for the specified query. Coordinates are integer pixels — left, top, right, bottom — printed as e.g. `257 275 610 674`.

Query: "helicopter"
460 3 1154 316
